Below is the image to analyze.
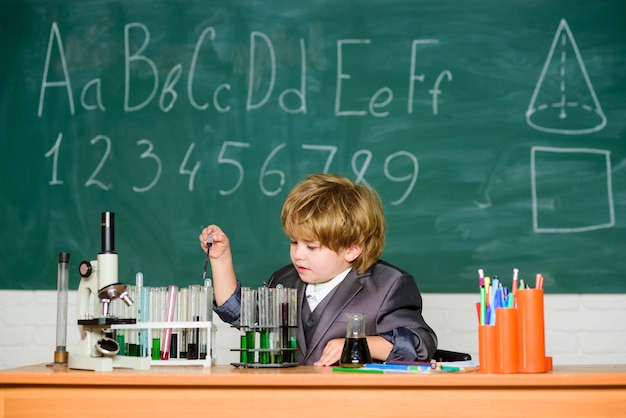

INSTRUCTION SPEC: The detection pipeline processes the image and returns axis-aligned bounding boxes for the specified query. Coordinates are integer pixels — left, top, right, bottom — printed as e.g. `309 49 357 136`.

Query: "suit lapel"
295 279 308 362
302 268 364 363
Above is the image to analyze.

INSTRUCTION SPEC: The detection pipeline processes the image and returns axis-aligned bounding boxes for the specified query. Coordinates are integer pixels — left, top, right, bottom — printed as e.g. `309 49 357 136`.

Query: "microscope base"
68 353 151 372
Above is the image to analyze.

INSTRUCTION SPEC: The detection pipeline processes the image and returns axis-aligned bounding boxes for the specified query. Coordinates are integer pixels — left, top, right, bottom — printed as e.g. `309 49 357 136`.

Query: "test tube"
288 288 298 363
178 286 189 358
161 285 178 360
200 280 213 360
54 252 70 365
271 287 284 364
187 284 201 360
258 287 270 364
239 287 250 363
139 285 150 357
249 288 258 363
169 290 179 360
275 286 288 362
125 285 138 356
199 285 206 360
150 287 166 360
113 285 127 356
132 272 143 357
240 287 257 363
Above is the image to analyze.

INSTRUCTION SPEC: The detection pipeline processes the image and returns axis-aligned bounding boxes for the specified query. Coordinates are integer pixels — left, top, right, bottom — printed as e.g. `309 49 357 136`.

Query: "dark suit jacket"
267 260 437 365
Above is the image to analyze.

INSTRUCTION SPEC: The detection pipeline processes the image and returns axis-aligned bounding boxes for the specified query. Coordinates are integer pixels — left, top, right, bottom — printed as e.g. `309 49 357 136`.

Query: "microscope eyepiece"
101 211 115 254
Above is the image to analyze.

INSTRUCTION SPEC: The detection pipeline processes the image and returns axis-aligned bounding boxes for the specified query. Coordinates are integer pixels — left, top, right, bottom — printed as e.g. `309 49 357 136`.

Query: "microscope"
68 212 150 372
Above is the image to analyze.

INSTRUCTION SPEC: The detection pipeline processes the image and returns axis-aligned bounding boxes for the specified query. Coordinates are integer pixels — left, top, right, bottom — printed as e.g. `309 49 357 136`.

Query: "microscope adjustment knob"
79 260 93 278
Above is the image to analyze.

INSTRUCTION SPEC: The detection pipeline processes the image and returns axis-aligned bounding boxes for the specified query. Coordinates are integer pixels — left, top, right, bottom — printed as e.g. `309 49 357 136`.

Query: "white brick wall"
1 290 624 370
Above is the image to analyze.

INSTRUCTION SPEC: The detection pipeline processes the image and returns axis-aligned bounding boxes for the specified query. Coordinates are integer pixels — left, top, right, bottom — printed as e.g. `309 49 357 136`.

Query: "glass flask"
339 313 372 367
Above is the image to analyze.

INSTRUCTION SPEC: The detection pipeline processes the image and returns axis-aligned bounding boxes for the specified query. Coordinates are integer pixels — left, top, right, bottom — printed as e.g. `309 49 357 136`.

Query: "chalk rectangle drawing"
531 146 614 233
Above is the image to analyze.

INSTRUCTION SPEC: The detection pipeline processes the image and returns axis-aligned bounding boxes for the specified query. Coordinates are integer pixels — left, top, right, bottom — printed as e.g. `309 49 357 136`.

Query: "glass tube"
161 285 178 360
239 287 250 363
139 286 150 357
258 287 270 364
271 287 283 364
200 280 213 360
240 287 258 363
170 287 179 360
178 287 189 359
126 285 137 356
204 278 214 317
114 285 126 356
288 288 298 363
54 252 70 365
150 287 166 360
187 284 201 360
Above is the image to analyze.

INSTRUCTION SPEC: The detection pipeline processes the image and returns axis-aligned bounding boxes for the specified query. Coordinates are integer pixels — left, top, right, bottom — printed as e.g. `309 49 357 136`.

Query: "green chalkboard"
1 0 625 293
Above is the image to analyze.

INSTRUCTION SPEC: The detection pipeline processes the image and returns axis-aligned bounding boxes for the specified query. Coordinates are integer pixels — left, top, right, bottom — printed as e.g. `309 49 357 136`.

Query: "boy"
199 173 437 366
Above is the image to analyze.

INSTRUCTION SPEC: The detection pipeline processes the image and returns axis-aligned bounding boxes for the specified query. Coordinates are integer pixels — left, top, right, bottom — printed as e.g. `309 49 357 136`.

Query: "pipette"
201 234 214 282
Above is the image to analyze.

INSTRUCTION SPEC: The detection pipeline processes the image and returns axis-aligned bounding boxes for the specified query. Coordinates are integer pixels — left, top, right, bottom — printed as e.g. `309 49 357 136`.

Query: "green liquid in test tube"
128 343 138 357
259 330 270 364
288 288 298 363
270 287 282 364
152 338 160 360
245 331 256 364
240 287 257 364
240 332 248 363
126 284 139 357
116 333 125 356
151 287 166 361
258 287 270 364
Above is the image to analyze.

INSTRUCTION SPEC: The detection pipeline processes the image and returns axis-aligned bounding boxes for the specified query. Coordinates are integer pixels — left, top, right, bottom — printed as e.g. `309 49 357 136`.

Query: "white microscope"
68 211 150 372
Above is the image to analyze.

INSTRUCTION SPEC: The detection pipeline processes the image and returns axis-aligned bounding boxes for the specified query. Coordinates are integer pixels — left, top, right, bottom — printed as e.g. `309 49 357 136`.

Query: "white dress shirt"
305 267 351 311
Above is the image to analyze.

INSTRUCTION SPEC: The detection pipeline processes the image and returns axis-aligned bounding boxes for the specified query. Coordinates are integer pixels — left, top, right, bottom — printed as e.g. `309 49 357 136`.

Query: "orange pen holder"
478 289 550 374
516 288 546 373
478 325 498 373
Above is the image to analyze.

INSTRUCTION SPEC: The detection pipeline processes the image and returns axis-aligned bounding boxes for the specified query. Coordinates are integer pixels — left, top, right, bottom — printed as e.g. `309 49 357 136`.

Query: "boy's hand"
313 338 345 367
199 224 237 307
199 225 230 259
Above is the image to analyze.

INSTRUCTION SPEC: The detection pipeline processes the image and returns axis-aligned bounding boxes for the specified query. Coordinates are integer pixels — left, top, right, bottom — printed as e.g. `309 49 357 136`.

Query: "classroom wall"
1 290 625 370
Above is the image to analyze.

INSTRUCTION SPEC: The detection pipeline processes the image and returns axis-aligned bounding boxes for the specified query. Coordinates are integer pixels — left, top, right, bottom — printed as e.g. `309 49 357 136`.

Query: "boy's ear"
344 245 363 263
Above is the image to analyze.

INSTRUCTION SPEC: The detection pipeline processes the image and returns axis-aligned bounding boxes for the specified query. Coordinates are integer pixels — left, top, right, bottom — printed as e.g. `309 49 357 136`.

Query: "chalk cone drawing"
526 19 606 135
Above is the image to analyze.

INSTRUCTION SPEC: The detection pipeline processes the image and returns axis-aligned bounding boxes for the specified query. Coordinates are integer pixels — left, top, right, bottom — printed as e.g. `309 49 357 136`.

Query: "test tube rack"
230 323 298 368
111 321 215 367
231 286 299 368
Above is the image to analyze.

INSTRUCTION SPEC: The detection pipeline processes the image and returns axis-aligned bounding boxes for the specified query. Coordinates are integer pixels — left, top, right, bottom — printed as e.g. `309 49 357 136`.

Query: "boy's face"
288 238 362 284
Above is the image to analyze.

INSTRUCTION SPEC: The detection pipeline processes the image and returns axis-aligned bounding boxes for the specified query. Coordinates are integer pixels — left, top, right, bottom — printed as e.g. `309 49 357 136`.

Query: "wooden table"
1 364 625 417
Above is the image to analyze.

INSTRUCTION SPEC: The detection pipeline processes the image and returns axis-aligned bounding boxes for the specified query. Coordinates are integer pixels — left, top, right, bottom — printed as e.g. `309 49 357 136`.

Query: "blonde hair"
281 173 386 274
